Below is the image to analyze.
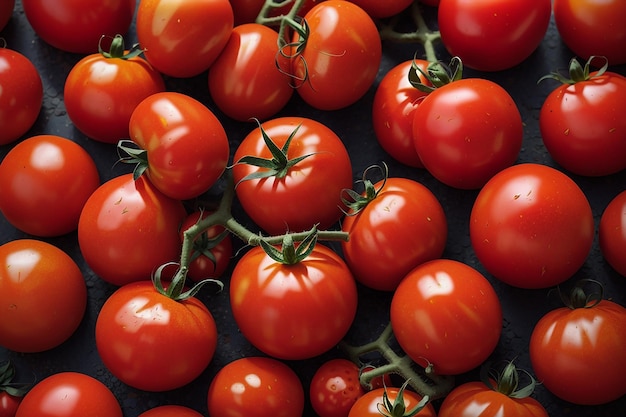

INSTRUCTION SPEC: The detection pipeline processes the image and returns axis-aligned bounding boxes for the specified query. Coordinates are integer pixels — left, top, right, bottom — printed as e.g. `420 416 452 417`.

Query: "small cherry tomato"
310 359 365 417
599 190 626 277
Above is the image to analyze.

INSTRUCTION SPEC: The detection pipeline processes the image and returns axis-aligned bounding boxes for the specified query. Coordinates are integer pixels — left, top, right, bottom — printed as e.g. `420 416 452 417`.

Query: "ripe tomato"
372 59 430 168
0 392 20 417
599 190 626 277
553 0 626 66
412 77 523 189
230 243 358 360
539 63 626 176
0 239 87 353
230 0 324 25
95 280 218 392
289 0 382 110
15 372 122 417
232 117 352 235
0 360 26 417
78 173 186 286
341 176 447 292
136 0 234 78
348 385 436 417
138 405 203 417
345 0 412 18
470 163 594 289
390 259 502 376
207 356 305 417
310 359 365 417
0 0 13 31
438 0 551 71
0 135 100 237
127 91 230 200
208 23 293 121
21 0 135 53
179 211 233 282
64 35 165 144
0 46 43 145
529 295 626 405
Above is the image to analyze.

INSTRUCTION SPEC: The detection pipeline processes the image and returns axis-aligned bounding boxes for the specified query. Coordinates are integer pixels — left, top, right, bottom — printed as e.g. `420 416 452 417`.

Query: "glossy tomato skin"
341 177 447 292
438 0 551 71
309 359 365 417
0 392 21 417
208 23 293 121
0 240 86 353
232 117 352 235
64 46 165 144
390 259 502 375
470 163 594 289
138 405 203 417
529 299 626 405
0 135 100 237
291 0 382 110
372 59 430 168
539 71 626 176
413 78 523 189
438 381 548 417
0 0 13 31
129 92 230 200
207 357 305 417
15 372 122 417
78 173 186 286
0 47 43 145
230 244 358 360
345 0 412 18
348 386 436 417
180 211 233 281
136 0 234 78
21 0 135 53
599 190 626 276
230 0 324 25
554 0 626 66
95 280 218 392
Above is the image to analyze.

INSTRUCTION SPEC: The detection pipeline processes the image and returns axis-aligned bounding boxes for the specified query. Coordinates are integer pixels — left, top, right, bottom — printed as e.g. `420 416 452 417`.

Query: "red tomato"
372 59 430 168
412 77 523 189
230 0 324 25
553 0 626 66
0 0 13 31
539 66 626 176
599 190 626 277
127 91 230 200
207 357 305 417
232 117 352 235
341 177 447 292
208 23 293 121
64 35 165 144
179 211 233 281
438 0 552 71
95 280 218 392
345 0 412 18
21 0 135 53
348 386 436 417
0 392 21 417
0 240 87 353
136 0 234 78
15 372 122 417
230 243 358 359
470 163 595 289
310 359 365 417
77 173 186 286
138 405 203 417
0 46 43 145
390 259 502 375
288 0 382 110
0 134 100 237
529 297 626 405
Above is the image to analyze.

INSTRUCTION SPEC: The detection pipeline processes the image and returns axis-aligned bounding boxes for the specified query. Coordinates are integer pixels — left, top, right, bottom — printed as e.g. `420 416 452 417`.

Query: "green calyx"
260 225 318 265
99 34 144 60
341 163 389 215
117 139 149 180
558 279 604 310
409 56 463 94
538 55 609 85
234 121 314 184
0 360 30 398
481 360 537 399
379 380 430 417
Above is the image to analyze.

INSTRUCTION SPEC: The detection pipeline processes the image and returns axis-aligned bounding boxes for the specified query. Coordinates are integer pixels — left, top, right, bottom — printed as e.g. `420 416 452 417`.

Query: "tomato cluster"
1 0 626 417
